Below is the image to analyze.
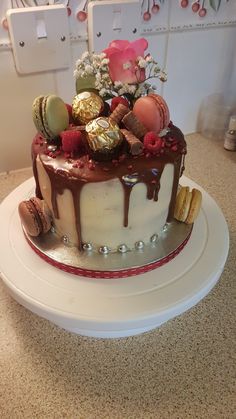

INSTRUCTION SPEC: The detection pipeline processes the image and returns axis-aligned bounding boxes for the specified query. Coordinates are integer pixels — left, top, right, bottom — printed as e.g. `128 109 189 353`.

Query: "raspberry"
111 97 129 112
60 130 82 153
88 161 95 170
144 132 163 154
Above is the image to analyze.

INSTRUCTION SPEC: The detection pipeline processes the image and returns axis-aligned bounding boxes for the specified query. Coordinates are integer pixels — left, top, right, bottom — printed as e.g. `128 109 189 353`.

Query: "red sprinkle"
119 154 126 162
78 161 84 168
171 145 178 152
88 160 95 170
127 165 133 170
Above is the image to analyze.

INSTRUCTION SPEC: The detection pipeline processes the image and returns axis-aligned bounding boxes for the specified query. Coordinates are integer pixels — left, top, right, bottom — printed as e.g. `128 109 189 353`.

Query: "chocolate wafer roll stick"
110 103 129 125
69 125 86 131
122 111 147 139
121 129 144 156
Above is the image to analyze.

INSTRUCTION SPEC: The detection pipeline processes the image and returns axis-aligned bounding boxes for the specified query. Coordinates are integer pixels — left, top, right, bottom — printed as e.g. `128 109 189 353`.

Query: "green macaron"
32 94 69 140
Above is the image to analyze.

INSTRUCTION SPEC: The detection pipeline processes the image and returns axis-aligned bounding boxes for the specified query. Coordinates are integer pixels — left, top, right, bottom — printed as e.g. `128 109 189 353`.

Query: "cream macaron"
174 187 202 224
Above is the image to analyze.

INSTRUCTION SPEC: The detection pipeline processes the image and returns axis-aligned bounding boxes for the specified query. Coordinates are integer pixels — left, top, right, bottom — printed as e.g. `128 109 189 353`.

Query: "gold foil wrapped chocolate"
72 91 104 124
86 117 123 153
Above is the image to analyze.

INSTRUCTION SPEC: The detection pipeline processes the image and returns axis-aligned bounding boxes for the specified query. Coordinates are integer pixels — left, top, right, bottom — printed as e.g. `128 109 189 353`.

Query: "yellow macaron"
174 186 202 224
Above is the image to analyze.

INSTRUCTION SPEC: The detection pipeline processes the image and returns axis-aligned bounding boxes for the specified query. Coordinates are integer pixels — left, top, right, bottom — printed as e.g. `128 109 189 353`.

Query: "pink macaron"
18 197 52 237
133 93 170 134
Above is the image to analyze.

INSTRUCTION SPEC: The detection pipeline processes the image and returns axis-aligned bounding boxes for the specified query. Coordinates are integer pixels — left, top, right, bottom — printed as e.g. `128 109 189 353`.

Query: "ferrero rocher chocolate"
85 117 123 154
72 91 104 124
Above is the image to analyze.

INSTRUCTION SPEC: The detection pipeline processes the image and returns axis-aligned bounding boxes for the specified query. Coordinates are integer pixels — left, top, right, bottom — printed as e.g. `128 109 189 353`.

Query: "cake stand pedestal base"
0 176 229 338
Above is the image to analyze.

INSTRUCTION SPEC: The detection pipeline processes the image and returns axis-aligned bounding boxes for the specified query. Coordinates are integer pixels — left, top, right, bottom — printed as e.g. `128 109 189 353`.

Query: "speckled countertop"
0 134 235 419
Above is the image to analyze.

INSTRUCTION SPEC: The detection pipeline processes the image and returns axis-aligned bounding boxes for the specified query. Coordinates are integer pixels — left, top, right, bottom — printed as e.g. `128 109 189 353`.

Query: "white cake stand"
0 176 229 338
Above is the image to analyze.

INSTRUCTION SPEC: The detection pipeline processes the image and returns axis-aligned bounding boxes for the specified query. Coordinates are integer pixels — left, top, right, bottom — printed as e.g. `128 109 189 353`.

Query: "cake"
19 38 201 274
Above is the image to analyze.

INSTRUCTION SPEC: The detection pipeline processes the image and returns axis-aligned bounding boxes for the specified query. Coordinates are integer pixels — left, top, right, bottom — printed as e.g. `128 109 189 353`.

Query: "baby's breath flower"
154 66 161 73
95 72 102 81
74 69 85 78
159 71 167 82
85 64 94 74
81 51 89 60
114 81 123 88
145 55 154 63
123 62 132 70
99 88 108 97
102 73 111 80
75 59 82 67
127 85 136 94
137 57 147 68
101 58 109 65
93 54 102 60
117 87 126 95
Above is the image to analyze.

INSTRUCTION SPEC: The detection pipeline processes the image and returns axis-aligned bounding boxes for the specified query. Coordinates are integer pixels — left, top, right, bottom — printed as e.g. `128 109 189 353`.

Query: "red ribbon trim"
25 230 192 279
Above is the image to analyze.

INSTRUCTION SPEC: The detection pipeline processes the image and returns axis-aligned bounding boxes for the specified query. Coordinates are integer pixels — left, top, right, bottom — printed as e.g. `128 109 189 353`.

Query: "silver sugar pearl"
118 244 128 253
50 226 56 233
62 235 69 244
150 234 158 243
83 243 93 251
135 240 144 250
162 223 169 232
47 144 57 152
159 127 170 137
99 246 110 255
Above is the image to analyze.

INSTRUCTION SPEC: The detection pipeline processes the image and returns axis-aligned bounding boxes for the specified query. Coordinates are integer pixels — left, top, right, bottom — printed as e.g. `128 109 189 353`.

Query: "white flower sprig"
74 51 167 100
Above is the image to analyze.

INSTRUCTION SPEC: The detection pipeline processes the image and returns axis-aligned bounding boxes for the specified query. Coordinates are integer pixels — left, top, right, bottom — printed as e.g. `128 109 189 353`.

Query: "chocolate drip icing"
31 125 186 250
42 166 85 251
121 184 132 228
120 165 165 227
32 149 43 200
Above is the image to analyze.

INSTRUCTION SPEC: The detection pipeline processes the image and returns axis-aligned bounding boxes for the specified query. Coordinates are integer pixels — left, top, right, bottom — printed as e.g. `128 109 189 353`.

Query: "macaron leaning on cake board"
18 198 52 237
133 93 170 134
32 95 69 140
174 187 202 224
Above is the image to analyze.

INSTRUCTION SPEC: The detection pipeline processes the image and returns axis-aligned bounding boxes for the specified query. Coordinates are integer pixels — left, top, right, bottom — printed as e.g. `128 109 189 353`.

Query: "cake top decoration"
31 38 185 163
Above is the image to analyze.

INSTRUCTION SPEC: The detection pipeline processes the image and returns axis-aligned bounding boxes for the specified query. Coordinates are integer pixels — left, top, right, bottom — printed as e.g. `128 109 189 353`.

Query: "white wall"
0 1 236 172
